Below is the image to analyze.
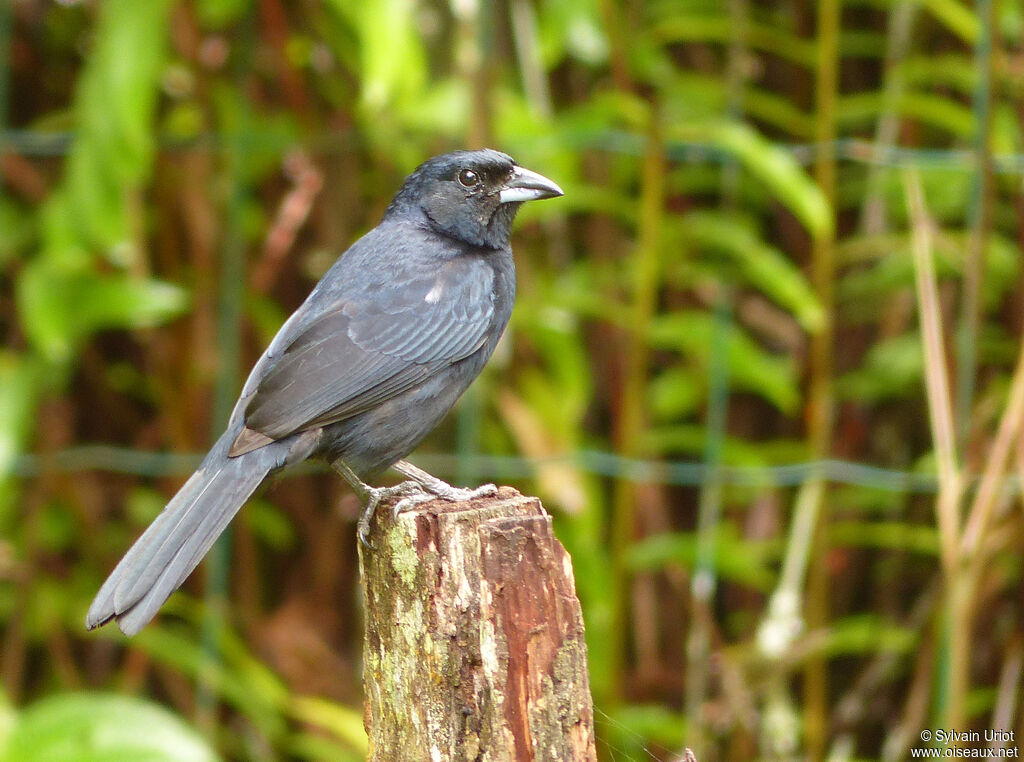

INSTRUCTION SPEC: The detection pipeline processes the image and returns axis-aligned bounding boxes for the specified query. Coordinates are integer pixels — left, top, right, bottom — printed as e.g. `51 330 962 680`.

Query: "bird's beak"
499 166 564 204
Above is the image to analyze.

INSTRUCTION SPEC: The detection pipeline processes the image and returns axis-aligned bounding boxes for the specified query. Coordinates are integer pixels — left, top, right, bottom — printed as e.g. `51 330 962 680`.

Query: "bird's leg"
391 460 497 514
331 458 425 546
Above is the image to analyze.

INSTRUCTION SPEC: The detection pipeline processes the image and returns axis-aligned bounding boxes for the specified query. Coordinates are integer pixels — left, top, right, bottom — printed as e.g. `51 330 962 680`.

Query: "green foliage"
18 264 188 362
47 0 174 260
243 498 298 550
287 697 367 759
838 333 924 402
679 210 824 331
0 200 31 265
804 615 918 660
921 0 980 42
0 353 41 508
0 693 220 762
626 525 776 591
688 121 834 240
537 0 608 66
120 615 368 757
650 310 800 413
3 0 1023 760
830 520 940 555
601 704 690 759
195 0 251 30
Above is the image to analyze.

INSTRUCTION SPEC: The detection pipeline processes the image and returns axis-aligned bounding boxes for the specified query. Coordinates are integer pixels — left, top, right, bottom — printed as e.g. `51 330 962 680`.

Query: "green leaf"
324 0 426 117
288 696 367 755
0 692 14 751
537 0 608 66
839 91 975 138
920 0 979 43
0 693 219 762
196 0 252 29
810 615 918 659
211 84 299 184
0 200 32 266
606 704 689 752
644 424 807 471
37 502 77 552
0 353 42 481
54 0 174 259
649 310 800 413
680 210 825 331
626 525 775 591
743 87 815 138
17 261 189 362
126 488 168 527
395 77 470 137
653 14 815 67
243 499 297 550
123 625 287 742
287 734 364 762
679 121 833 240
837 333 923 403
0 353 43 523
899 54 977 95
830 520 939 555
648 366 700 420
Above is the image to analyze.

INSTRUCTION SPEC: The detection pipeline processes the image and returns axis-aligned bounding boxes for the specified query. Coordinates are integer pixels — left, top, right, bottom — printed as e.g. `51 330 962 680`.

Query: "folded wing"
231 257 495 453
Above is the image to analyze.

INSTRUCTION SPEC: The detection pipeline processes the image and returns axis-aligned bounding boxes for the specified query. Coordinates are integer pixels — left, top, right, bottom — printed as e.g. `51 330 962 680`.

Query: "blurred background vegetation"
1 0 1023 759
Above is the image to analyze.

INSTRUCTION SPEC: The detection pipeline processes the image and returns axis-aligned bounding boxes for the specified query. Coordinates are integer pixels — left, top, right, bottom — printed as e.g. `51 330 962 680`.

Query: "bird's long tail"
86 436 275 636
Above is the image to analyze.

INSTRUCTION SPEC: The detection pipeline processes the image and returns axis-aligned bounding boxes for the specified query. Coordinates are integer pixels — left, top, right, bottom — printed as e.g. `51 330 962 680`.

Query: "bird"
86 149 563 636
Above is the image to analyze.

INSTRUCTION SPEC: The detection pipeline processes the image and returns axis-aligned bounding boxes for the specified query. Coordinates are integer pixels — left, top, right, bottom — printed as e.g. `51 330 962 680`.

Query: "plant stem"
686 1 747 751
904 168 966 730
609 103 665 702
804 0 839 756
955 0 997 447
961 338 1024 558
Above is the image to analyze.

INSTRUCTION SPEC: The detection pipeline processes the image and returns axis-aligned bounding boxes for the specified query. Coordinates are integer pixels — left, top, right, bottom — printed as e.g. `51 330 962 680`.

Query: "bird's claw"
430 482 497 503
357 480 499 547
389 482 497 519
356 480 425 547
391 491 435 519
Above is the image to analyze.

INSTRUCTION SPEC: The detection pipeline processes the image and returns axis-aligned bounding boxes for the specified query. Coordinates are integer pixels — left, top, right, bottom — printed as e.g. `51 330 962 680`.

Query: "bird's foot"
355 480 427 547
334 457 499 548
390 459 497 516
355 480 497 547
392 480 497 518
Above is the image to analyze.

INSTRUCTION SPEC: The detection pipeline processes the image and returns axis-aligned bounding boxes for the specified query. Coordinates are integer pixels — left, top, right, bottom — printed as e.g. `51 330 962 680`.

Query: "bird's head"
385 149 563 249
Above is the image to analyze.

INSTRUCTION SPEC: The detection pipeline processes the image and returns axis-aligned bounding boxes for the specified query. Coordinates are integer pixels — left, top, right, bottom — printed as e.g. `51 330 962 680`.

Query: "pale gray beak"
499 165 564 204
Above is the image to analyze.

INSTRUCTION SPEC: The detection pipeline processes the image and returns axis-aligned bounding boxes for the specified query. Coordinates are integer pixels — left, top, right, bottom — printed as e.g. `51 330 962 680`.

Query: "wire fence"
13 444 1003 495
4 127 1024 173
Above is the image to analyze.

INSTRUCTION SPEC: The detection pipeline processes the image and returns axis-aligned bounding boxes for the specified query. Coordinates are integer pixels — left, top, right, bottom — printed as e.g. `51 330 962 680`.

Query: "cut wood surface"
359 487 597 762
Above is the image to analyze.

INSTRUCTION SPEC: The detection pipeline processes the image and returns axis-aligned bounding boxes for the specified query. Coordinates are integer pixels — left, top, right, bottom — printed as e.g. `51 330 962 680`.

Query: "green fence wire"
4 128 1024 172
12 444 984 495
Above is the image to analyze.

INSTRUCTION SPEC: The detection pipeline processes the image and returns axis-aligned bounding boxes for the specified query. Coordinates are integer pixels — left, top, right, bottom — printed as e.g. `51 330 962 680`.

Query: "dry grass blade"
960 340 1024 558
988 638 1022 751
902 168 961 573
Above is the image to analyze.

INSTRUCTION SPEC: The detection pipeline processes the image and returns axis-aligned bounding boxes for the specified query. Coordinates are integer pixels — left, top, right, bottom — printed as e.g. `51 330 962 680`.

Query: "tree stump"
359 486 597 762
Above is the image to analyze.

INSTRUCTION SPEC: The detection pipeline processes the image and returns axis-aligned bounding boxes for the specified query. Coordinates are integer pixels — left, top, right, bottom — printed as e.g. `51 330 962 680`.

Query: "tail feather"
87 447 272 636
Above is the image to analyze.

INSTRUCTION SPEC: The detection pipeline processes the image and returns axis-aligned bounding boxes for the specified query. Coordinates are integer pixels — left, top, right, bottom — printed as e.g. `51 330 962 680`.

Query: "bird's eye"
457 169 479 187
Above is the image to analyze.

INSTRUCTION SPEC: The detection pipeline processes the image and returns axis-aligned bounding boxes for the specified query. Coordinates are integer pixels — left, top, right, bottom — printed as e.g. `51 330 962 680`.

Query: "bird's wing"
235 256 495 447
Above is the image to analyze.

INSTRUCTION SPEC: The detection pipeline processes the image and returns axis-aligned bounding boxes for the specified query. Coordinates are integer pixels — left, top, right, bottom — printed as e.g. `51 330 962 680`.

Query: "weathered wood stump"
359 487 597 762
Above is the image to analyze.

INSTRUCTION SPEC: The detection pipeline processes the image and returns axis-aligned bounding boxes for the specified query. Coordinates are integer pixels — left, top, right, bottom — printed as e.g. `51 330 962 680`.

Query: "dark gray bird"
87 149 562 635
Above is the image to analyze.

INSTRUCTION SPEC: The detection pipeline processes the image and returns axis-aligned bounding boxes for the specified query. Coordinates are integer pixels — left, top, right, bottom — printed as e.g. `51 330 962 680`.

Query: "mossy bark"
359 487 597 761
